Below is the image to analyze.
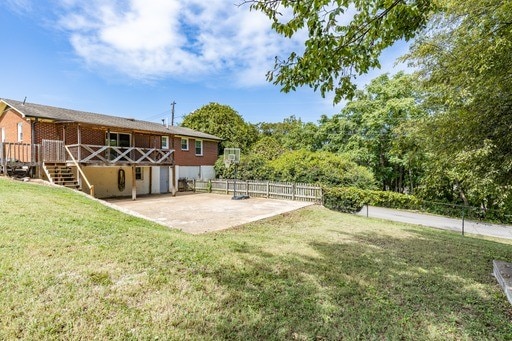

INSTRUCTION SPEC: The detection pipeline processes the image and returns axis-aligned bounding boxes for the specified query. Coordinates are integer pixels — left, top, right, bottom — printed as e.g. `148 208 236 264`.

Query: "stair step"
44 163 80 191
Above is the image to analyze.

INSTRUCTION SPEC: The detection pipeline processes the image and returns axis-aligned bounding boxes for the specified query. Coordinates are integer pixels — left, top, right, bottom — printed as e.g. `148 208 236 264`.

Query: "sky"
0 0 410 125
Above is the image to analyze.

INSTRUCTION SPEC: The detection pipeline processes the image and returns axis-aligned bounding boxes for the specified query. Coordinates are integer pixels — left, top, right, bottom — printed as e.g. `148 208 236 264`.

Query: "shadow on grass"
205 227 512 340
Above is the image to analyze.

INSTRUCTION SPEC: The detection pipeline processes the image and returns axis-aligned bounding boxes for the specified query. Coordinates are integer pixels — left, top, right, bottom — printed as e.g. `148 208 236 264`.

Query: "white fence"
194 179 323 203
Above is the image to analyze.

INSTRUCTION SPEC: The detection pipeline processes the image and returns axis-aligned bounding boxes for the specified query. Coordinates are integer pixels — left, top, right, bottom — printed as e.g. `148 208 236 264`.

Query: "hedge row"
323 187 512 224
323 187 421 213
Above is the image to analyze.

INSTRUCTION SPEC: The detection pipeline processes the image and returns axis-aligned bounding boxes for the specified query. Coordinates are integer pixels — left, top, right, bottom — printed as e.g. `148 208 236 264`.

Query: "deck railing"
66 144 174 165
65 145 95 197
0 142 40 174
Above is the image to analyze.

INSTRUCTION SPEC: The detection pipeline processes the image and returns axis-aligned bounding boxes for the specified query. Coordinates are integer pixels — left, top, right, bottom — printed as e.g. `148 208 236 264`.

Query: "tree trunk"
455 179 469 206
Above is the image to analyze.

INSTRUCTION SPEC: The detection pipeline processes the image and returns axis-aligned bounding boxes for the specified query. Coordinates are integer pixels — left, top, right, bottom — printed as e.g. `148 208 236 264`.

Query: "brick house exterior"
0 98 221 198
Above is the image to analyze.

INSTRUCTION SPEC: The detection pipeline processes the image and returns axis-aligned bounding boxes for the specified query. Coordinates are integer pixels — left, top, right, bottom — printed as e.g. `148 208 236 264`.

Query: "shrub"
323 187 421 213
323 187 367 213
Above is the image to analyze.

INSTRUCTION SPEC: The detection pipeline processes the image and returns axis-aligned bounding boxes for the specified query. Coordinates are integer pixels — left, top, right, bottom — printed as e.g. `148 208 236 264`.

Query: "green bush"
323 187 421 213
323 187 367 213
216 149 377 189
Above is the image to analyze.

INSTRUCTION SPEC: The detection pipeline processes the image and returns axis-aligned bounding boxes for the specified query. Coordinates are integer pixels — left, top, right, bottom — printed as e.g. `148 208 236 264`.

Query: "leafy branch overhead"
244 0 437 102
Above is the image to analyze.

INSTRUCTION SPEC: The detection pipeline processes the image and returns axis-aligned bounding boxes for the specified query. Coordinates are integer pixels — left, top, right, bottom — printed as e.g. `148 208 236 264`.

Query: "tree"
256 115 321 151
317 72 427 192
405 0 512 209
182 103 258 152
246 0 438 102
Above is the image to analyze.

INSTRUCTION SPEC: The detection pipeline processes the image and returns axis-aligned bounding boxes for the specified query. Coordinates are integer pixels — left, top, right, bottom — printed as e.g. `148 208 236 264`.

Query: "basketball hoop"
224 148 240 168
223 148 249 200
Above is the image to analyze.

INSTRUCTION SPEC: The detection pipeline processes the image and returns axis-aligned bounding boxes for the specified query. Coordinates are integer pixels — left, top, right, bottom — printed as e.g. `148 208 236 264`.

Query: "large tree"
317 72 426 192
405 0 512 209
246 0 438 102
182 103 258 152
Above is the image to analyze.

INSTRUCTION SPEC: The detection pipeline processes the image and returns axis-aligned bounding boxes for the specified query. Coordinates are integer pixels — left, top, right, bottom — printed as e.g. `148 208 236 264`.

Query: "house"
0 98 221 199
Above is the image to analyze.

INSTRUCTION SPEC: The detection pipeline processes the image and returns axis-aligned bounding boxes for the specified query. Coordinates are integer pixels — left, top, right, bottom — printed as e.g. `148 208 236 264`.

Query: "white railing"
194 179 323 203
65 146 95 197
66 144 174 165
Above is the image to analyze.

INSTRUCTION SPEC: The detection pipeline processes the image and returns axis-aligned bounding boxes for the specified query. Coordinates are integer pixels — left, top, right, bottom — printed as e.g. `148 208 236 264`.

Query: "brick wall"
0 109 32 143
0 109 219 167
33 121 61 143
173 137 218 166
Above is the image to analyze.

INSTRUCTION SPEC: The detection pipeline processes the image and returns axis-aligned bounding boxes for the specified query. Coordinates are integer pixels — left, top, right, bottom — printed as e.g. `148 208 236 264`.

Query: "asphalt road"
356 205 512 240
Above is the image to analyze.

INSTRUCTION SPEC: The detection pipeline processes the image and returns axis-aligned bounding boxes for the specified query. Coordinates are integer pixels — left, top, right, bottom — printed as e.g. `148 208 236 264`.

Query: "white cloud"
55 0 304 86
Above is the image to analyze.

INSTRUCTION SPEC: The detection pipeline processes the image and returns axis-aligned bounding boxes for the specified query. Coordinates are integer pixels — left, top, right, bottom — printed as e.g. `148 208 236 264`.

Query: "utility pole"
171 101 176 126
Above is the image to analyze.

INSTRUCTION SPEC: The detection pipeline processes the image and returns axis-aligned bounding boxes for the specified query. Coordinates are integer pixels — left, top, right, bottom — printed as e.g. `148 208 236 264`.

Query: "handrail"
65 145 95 197
41 162 54 184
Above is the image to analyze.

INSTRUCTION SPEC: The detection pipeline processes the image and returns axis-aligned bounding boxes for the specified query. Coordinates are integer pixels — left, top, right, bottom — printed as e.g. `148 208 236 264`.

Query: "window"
161 136 169 150
17 122 23 142
1 127 5 142
106 132 131 147
195 140 203 156
135 167 143 180
181 138 189 150
105 132 131 160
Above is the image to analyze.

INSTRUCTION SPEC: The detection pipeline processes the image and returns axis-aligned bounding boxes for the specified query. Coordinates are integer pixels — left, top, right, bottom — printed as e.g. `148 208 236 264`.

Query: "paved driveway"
357 205 512 240
105 193 314 234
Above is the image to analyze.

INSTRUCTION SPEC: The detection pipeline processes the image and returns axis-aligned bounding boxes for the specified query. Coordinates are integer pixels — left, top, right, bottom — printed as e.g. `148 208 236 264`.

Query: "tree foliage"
181 102 258 152
256 115 320 151
405 0 512 209
216 149 376 188
316 72 427 192
247 0 438 102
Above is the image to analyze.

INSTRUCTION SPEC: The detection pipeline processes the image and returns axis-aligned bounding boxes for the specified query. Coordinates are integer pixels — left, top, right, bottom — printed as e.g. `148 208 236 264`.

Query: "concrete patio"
105 192 314 234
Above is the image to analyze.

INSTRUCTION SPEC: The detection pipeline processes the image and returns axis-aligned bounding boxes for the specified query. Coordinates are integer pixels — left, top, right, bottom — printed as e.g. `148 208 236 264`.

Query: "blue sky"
0 0 409 125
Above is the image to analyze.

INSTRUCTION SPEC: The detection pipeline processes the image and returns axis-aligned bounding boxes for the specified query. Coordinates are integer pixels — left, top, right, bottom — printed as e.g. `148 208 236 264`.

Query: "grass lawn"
1 178 511 340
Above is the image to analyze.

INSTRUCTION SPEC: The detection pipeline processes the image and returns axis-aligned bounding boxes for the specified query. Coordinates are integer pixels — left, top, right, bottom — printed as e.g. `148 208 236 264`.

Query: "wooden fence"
194 179 323 203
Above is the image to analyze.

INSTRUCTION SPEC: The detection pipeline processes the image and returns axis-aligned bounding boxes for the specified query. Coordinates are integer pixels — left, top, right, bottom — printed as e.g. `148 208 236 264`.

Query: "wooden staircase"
43 162 80 190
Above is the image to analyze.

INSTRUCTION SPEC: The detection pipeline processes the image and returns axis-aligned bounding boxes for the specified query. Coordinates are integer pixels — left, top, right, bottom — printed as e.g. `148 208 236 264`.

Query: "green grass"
1 177 511 340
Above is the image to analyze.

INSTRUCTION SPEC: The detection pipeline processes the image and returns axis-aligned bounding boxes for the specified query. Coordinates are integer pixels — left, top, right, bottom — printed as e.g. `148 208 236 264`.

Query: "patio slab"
105 193 314 234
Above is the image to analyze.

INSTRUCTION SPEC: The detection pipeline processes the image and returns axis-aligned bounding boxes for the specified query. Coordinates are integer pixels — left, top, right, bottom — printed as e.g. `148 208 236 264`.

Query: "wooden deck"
1 141 174 176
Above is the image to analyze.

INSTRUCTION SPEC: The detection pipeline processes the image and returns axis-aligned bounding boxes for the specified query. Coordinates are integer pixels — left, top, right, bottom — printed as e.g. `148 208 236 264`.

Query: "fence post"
461 208 465 236
226 180 229 195
266 181 270 198
366 204 369 218
292 183 296 201
246 180 249 196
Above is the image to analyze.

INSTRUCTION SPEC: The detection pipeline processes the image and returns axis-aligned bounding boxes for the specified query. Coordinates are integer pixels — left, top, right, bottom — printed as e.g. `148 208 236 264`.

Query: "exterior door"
160 167 169 193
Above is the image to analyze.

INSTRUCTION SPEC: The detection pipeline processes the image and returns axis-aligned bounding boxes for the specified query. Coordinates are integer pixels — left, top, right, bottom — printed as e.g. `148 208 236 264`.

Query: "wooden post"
131 166 137 200
292 183 296 201
77 125 82 162
266 181 270 198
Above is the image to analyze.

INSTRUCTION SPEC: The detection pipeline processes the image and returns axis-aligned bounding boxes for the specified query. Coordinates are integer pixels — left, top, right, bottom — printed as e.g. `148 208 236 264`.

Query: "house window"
181 138 189 150
1 128 5 142
106 132 131 161
195 140 203 156
135 167 143 180
17 122 23 142
106 132 131 147
161 136 169 150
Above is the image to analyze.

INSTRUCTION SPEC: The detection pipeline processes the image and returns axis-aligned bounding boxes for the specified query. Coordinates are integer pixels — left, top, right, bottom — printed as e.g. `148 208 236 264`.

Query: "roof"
0 98 222 141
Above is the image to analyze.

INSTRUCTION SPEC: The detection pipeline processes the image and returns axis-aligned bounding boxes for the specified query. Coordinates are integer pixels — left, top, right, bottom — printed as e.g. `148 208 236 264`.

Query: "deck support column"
131 166 137 200
77 125 82 161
